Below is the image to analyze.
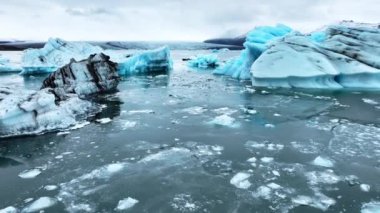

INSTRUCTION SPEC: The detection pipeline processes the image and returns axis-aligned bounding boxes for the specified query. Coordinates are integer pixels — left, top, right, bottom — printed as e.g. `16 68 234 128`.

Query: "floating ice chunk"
209 114 239 128
253 186 272 199
127 110 154 115
251 22 380 89
0 206 17 213
361 201 380 213
21 38 103 75
306 170 340 185
187 54 220 69
267 182 282 189
260 157 274 163
214 24 293 79
292 192 336 211
312 156 334 168
18 168 41 179
115 197 139 211
123 120 137 129
213 107 237 115
44 185 58 191
69 121 91 130
117 46 172 76
22 197 57 213
247 157 257 163
230 172 251 189
96 118 112 124
362 98 379 105
265 124 275 128
182 106 207 115
360 184 371 192
171 194 200 212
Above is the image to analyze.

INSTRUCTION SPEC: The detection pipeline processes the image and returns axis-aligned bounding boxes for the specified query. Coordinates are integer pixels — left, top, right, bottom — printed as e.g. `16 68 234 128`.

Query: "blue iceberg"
117 46 172 76
187 54 220 69
213 24 293 79
21 38 103 75
250 21 380 89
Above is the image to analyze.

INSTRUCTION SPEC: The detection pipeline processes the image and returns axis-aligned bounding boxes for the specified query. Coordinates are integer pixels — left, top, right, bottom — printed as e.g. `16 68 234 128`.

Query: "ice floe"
361 201 380 213
0 206 17 213
312 156 334 168
22 197 57 213
209 114 239 128
18 168 41 179
115 197 139 211
187 54 220 69
230 172 251 189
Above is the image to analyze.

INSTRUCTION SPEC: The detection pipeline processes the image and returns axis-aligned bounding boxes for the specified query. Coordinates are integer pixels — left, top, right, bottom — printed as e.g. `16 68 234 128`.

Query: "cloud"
65 8 114 16
0 0 379 41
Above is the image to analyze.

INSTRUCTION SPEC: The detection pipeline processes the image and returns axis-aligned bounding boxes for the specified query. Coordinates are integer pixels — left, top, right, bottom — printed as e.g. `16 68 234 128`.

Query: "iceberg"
214 24 293 79
251 21 380 88
0 54 22 73
187 54 220 69
21 38 103 74
41 53 119 97
117 46 172 76
0 53 119 137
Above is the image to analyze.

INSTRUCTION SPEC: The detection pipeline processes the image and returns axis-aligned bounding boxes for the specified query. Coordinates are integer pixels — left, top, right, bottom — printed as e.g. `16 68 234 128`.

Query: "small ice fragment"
265 124 275 128
44 185 58 191
273 113 281 117
115 197 139 211
253 186 272 199
57 131 70 136
96 118 112 124
123 121 137 129
127 110 154 115
18 169 41 179
209 114 238 127
22 197 57 213
247 157 257 163
360 184 371 192
260 157 274 163
272 170 280 176
182 106 207 115
312 156 334 167
213 107 237 115
267 183 282 189
55 155 63 159
361 201 380 213
362 98 379 105
292 195 313 206
106 163 124 173
0 206 17 213
70 121 90 130
230 172 251 189
24 198 34 203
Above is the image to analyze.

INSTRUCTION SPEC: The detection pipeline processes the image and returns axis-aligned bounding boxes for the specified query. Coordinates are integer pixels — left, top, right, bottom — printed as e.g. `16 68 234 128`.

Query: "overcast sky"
0 0 379 41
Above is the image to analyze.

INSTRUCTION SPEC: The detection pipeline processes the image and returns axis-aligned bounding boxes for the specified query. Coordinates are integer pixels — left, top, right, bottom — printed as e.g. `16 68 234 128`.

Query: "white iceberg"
187 54 220 69
0 53 120 137
214 24 293 79
117 46 172 75
251 21 380 88
21 38 103 74
0 54 22 73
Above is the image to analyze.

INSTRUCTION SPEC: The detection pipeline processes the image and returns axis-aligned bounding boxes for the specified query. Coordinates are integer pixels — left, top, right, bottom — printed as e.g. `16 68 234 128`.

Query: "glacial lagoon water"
0 49 380 212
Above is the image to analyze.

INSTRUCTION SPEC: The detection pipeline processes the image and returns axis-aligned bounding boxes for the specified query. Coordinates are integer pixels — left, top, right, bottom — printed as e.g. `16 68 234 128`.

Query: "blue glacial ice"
117 46 173 76
213 24 293 79
0 54 22 73
251 21 380 88
21 38 103 75
187 54 220 69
